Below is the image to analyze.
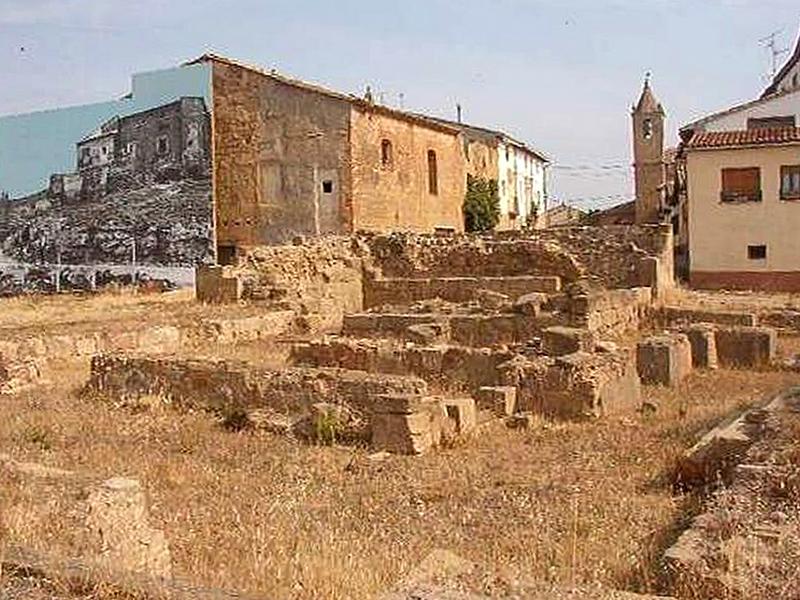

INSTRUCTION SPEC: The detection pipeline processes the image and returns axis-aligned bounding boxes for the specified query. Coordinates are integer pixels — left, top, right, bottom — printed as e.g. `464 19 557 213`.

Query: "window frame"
427 149 438 195
380 139 393 169
720 167 762 204
780 165 800 201
747 244 767 260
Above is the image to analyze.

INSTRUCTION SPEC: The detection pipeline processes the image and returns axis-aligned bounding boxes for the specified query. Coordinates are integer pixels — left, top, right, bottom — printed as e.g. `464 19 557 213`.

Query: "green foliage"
463 175 500 232
314 410 340 445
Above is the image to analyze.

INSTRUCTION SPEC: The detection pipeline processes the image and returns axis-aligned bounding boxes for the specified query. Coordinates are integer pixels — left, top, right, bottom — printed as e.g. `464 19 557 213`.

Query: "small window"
747 245 767 260
102 146 108 155
81 147 91 159
721 167 761 203
643 118 653 140
322 180 333 194
380 139 393 168
156 136 169 155
427 150 438 195
781 165 800 199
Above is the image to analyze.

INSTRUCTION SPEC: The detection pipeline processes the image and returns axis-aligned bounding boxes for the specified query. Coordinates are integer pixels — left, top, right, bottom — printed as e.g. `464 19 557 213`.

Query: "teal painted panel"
0 62 211 198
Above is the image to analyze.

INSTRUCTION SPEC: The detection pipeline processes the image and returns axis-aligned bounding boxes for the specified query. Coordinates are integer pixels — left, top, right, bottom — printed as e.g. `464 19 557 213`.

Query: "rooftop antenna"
398 92 405 109
759 29 789 79
456 103 462 124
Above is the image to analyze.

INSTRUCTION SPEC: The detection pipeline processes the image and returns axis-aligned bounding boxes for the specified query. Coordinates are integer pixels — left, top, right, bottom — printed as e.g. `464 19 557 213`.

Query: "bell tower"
632 74 666 224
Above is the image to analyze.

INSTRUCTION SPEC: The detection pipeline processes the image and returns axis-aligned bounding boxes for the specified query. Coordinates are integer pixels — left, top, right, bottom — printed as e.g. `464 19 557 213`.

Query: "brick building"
190 54 468 258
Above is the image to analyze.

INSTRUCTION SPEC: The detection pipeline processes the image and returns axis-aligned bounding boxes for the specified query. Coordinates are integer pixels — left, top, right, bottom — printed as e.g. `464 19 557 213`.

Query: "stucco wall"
697 89 800 132
350 106 465 233
687 146 800 274
211 61 352 247
497 142 547 230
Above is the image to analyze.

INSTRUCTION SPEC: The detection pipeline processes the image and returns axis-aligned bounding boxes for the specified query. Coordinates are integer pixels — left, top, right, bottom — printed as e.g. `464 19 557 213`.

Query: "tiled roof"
684 127 800 150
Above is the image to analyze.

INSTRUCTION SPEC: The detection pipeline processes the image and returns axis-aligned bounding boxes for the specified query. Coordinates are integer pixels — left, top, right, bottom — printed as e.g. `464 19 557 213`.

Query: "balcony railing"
720 190 762 203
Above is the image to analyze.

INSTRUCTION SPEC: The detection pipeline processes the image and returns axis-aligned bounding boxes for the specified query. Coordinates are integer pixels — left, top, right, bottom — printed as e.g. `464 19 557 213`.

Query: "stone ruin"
0 223 773 459
74 224 786 455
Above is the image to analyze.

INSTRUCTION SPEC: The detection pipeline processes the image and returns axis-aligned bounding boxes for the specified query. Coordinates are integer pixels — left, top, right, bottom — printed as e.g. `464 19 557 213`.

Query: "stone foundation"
364 275 562 309
683 323 718 369
542 326 596 356
636 333 692 387
85 354 429 442
714 326 777 368
500 349 640 419
662 306 757 327
292 337 513 392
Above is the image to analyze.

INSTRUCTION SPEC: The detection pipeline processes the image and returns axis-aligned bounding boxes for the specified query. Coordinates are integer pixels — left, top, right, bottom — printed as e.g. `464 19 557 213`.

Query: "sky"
1 0 799 210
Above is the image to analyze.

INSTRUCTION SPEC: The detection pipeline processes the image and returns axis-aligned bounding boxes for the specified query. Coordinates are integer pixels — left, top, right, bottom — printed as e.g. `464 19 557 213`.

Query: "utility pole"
759 30 789 79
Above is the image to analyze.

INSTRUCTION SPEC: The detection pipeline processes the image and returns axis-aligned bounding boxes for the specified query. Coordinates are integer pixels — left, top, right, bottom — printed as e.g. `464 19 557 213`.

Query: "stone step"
365 275 561 309
291 337 514 392
342 312 556 347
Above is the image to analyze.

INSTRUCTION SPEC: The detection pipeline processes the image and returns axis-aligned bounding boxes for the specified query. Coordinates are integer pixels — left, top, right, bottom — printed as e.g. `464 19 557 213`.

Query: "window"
747 115 796 130
322 180 333 194
721 167 761 203
380 139 393 168
427 150 438 195
781 165 800 199
156 136 169 155
643 118 653 140
747 245 767 260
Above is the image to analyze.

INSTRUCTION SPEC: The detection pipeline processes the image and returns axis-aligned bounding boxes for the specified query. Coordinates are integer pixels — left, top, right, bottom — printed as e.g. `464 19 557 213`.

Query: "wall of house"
697 89 800 132
349 106 466 233
211 60 352 248
687 145 800 290
464 137 498 181
496 142 546 230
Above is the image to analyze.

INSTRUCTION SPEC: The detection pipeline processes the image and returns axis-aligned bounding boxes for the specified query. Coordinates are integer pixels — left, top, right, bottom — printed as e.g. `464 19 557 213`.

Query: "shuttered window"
721 168 761 203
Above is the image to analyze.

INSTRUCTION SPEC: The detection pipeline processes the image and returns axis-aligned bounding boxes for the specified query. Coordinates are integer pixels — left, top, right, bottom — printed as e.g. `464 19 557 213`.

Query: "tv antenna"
759 29 789 79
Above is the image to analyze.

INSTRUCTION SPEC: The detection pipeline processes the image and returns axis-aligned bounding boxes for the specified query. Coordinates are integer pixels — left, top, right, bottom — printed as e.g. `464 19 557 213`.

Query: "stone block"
512 292 548 317
474 386 517 416
371 406 442 455
86 478 172 580
406 323 449 344
714 326 777 368
195 265 241 304
542 326 595 356
636 334 692 387
684 324 718 369
443 397 477 435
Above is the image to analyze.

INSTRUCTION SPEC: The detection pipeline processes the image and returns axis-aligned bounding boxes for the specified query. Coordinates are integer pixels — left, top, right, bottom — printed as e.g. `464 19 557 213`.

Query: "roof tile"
685 127 800 150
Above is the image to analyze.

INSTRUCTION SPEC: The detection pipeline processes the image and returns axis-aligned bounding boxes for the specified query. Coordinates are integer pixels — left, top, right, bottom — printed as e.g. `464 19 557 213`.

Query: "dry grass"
2 359 799 599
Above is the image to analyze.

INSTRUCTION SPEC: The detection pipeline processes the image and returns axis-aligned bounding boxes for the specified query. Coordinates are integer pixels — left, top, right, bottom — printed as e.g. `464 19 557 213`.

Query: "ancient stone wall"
363 225 674 293
211 60 352 247
364 233 583 281
534 224 674 291
85 354 428 442
350 105 466 233
220 237 366 331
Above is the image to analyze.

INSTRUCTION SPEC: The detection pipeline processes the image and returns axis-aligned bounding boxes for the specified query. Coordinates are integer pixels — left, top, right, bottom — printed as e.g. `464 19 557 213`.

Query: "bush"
463 175 500 232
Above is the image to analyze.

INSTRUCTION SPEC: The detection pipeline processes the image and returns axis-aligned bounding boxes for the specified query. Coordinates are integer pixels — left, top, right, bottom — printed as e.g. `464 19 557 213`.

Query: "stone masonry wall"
364 225 674 292
350 105 466 233
211 59 352 247
217 237 367 331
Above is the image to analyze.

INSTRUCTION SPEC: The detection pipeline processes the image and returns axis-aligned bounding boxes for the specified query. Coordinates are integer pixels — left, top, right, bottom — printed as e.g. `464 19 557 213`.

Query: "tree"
463 174 500 232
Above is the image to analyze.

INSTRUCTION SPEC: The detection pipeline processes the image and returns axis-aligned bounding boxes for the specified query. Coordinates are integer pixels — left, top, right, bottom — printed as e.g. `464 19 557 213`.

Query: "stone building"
190 54 468 258
67 97 210 200
423 117 550 230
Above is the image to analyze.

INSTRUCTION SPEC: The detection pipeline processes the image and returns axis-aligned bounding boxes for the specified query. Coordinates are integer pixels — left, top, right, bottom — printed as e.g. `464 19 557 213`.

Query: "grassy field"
2 291 800 599
2 362 799 598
